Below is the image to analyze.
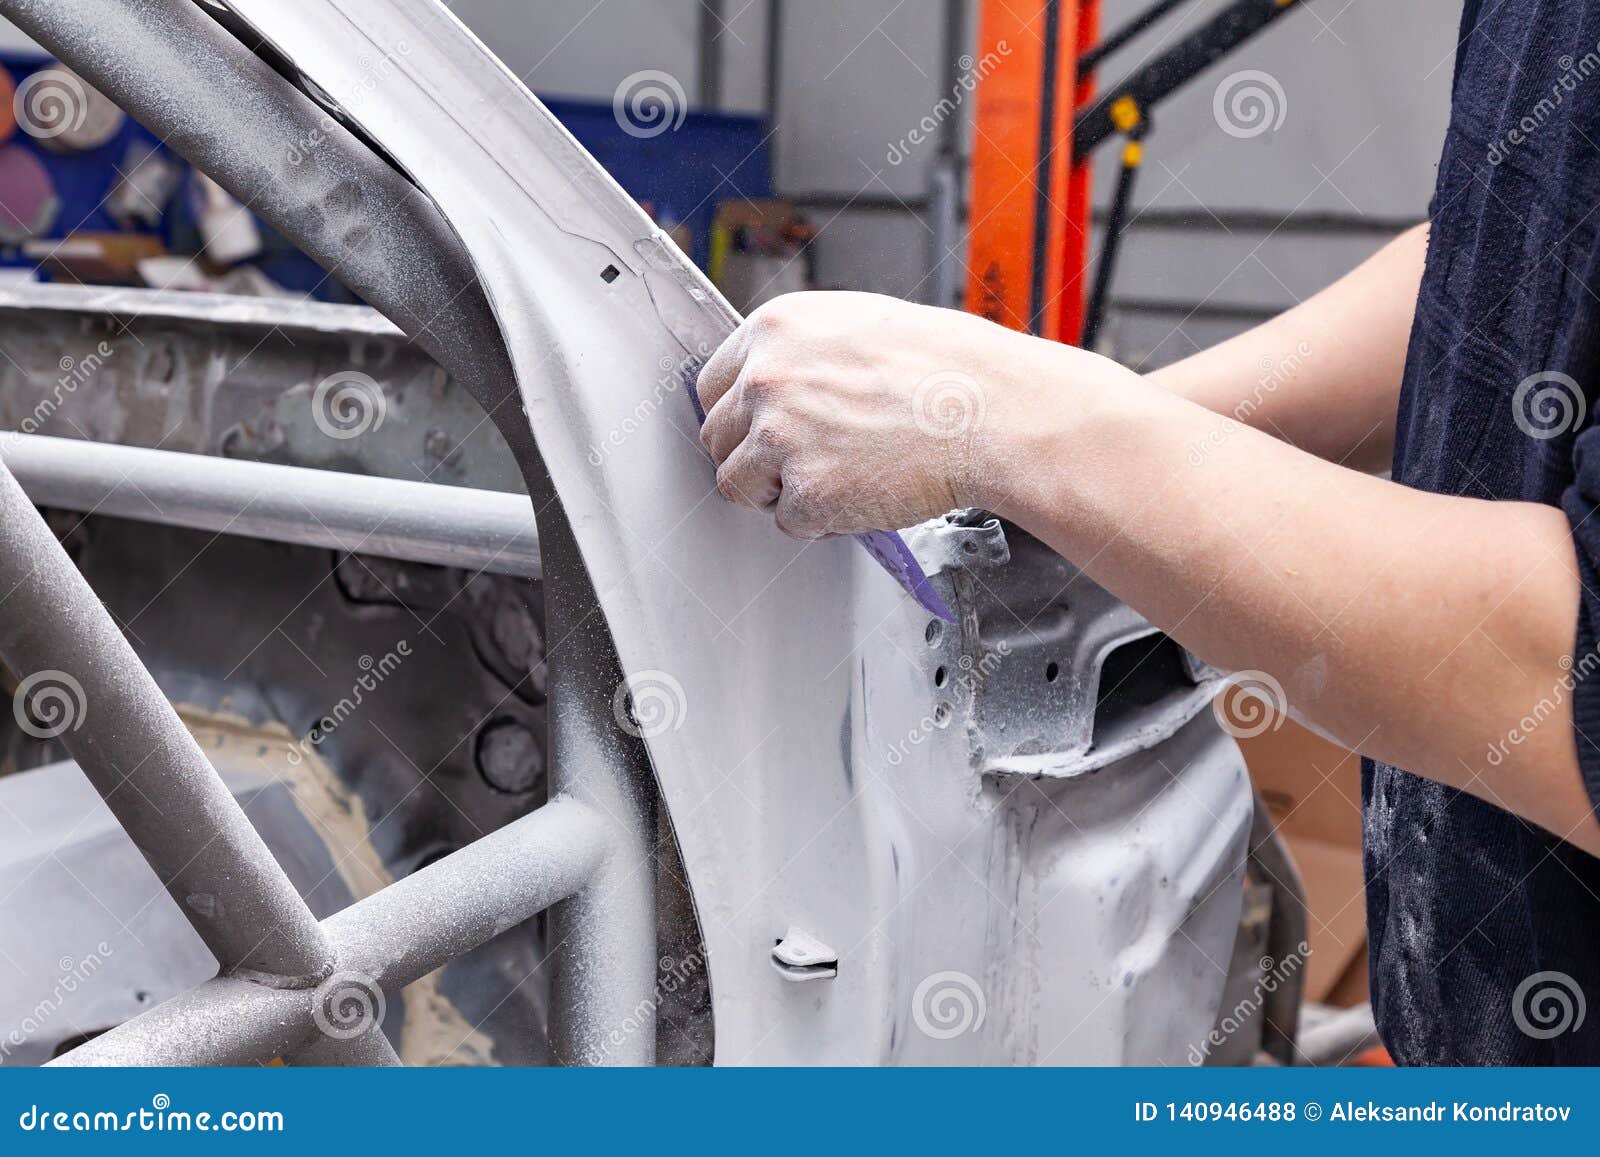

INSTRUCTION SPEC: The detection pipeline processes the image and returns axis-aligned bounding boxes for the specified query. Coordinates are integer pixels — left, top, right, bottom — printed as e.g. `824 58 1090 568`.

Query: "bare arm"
1149 223 1429 473
696 290 1598 855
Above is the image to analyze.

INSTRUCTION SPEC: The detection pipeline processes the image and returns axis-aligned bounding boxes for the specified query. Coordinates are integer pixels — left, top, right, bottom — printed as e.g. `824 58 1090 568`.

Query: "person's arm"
696 291 1599 856
1149 223 1429 473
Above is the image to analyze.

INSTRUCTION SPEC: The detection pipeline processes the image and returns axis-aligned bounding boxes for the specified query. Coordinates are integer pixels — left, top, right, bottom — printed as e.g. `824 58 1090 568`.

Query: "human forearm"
977 362 1595 853
696 289 1597 852
1149 223 1428 473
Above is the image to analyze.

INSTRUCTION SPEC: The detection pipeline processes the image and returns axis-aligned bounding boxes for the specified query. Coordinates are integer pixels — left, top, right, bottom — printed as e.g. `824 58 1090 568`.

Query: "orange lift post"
964 0 1094 345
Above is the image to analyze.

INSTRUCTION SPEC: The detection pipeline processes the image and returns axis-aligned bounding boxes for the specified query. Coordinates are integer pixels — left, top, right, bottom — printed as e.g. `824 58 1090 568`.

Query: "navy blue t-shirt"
1365 0 1600 1064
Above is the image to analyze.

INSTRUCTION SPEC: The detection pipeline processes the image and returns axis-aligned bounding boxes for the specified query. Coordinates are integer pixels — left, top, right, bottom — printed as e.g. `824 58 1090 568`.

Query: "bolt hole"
934 666 948 688
600 265 621 283
1045 661 1060 683
925 620 943 647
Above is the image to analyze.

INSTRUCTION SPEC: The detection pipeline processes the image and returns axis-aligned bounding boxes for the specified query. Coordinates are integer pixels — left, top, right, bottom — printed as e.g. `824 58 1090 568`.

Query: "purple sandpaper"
687 370 956 622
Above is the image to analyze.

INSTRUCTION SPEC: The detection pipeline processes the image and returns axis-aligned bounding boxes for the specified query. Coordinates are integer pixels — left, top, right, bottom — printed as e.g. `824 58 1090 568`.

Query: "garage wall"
1086 0 1458 367
0 1 1464 363
421 2 1467 354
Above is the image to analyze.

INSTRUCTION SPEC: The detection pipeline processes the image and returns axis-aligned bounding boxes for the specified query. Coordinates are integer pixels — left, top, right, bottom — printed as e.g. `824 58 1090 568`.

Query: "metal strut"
0 0 661 1065
0 458 336 986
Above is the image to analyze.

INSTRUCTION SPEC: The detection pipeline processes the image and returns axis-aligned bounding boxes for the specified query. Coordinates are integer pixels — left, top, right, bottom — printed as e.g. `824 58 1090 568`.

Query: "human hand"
695 291 1125 539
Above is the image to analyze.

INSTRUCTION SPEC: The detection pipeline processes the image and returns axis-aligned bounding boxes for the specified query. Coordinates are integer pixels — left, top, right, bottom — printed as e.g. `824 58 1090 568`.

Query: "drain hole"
600 265 621 283
1045 661 1060 683
933 666 948 688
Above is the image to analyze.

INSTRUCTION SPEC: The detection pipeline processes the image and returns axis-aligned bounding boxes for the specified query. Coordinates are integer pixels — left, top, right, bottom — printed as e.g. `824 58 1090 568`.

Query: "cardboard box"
1237 719 1369 1006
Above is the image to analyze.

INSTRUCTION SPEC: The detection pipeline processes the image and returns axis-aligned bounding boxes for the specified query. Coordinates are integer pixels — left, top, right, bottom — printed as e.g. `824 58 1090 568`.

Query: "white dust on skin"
177 706 496 1067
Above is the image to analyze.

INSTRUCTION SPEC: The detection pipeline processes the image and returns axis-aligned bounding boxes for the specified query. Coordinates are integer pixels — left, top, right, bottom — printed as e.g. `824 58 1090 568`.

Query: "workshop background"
0 0 1460 1059
0 1 1457 357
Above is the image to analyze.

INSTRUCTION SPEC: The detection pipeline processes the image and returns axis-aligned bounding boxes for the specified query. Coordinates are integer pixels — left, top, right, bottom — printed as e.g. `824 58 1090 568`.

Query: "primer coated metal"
5 0 659 1065
0 0 1252 1066
52 796 611 1067
224 0 1253 1064
2 433 542 579
0 457 336 987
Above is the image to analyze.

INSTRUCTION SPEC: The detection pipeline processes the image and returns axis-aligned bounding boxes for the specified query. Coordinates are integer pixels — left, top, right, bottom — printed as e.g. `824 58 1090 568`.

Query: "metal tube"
0 459 335 985
2 434 541 580
16 0 664 1062
325 795 611 992
0 0 505 395
545 508 660 1067
45 978 322 1068
1295 1004 1380 1067
52 798 611 1067
292 1027 403 1067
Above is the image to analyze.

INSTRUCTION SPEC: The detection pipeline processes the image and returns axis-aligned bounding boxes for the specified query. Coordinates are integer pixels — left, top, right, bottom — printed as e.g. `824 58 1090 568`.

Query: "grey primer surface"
0 0 1251 1065
219 0 1251 1064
